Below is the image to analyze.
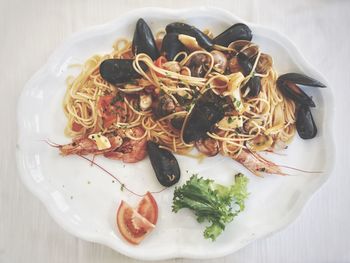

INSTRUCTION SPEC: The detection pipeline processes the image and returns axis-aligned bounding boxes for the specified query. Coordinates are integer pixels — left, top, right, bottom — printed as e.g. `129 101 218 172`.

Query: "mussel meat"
161 33 187 61
99 59 147 85
296 105 317 139
132 18 160 60
147 141 180 187
182 90 226 143
213 23 252 47
228 56 243 73
152 94 176 119
277 73 326 107
165 22 213 50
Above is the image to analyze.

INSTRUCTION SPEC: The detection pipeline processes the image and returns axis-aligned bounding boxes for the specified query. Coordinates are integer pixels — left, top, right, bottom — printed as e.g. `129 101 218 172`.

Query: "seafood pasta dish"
57 19 325 178
48 18 326 243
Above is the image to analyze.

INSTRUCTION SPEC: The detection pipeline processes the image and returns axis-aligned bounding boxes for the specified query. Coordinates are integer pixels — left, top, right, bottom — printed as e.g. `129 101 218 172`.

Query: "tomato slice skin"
137 192 158 225
116 201 155 245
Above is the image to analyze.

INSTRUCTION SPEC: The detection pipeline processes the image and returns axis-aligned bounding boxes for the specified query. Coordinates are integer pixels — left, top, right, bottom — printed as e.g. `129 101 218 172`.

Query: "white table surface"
1 0 349 262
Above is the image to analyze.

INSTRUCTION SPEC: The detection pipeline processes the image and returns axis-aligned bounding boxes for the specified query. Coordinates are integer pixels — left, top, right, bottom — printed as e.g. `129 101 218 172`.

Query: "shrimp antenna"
278 165 322 174
42 139 61 148
77 155 167 197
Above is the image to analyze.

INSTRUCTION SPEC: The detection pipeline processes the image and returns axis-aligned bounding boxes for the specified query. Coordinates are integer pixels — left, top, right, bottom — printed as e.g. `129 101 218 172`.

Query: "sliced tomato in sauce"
116 201 155 245
97 95 116 128
137 192 158 225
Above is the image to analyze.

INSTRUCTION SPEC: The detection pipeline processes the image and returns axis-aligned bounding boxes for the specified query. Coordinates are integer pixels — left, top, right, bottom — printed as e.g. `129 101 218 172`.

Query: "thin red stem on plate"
77 155 167 197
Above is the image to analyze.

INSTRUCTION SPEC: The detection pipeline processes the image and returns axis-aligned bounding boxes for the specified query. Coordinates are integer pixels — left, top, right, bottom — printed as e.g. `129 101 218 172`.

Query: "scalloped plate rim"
16 6 335 260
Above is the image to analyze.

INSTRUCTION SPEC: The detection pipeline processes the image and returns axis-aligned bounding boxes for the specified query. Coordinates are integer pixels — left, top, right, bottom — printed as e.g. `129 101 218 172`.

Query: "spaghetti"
62 33 296 169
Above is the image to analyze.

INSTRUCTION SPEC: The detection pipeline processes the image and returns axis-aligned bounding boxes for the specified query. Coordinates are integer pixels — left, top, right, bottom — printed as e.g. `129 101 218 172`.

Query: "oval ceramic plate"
17 7 335 260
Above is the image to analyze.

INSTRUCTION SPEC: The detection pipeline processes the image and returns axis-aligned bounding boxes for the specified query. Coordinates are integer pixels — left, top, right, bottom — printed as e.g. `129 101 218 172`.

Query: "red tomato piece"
137 192 158 225
116 201 155 245
97 95 116 129
97 95 127 129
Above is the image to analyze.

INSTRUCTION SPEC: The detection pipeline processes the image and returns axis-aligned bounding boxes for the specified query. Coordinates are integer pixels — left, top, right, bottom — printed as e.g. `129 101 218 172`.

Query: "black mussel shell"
182 90 226 143
132 18 160 60
213 23 252 47
165 22 213 50
99 59 146 85
237 53 253 76
278 73 326 88
161 33 187 61
147 141 180 187
296 105 317 139
277 79 316 107
242 76 261 98
277 73 326 107
170 117 185 130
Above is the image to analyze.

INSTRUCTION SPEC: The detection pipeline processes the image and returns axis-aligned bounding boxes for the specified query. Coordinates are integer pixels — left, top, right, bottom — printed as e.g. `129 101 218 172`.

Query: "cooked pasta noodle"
63 35 296 160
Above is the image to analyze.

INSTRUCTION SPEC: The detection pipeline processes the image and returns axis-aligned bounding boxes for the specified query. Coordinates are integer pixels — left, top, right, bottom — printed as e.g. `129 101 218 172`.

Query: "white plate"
17 7 335 260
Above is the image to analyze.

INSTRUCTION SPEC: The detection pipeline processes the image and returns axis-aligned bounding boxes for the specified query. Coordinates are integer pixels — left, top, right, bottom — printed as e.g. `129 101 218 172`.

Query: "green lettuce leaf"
172 173 249 241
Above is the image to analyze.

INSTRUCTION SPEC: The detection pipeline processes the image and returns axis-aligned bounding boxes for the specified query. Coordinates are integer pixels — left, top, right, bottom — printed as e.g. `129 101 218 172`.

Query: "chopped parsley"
228 116 233 124
111 94 124 104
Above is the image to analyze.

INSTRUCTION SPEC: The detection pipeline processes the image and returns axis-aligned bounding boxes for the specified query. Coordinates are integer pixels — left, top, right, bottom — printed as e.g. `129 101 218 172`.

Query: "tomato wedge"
116 201 155 245
137 192 158 225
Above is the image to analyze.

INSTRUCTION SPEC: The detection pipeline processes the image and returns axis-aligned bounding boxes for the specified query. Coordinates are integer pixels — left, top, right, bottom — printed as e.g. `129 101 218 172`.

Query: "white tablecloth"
1 0 349 262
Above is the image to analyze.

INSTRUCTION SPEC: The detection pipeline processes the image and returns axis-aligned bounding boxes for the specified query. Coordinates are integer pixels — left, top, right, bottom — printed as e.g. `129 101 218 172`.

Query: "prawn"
104 127 147 163
52 134 123 156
